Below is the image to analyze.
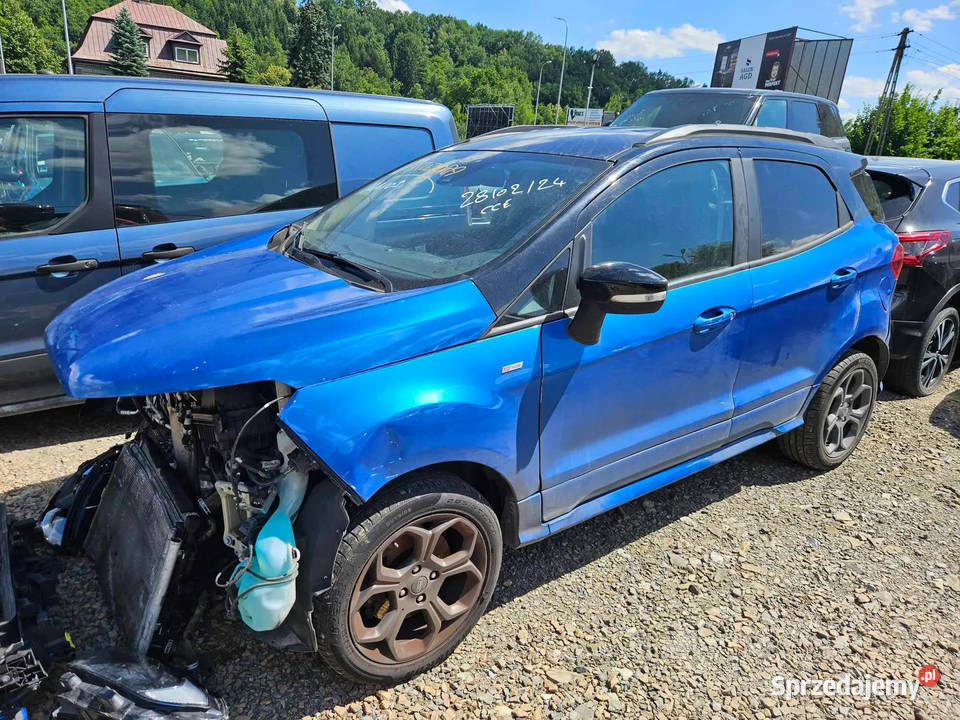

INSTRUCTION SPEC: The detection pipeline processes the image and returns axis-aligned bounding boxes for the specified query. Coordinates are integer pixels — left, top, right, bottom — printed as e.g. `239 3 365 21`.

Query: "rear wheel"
315 473 502 683
886 307 958 397
778 351 878 470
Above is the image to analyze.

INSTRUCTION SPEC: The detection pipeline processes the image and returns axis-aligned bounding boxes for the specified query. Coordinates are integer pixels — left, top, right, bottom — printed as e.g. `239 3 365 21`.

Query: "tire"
886 307 959 398
777 351 878 471
314 472 502 684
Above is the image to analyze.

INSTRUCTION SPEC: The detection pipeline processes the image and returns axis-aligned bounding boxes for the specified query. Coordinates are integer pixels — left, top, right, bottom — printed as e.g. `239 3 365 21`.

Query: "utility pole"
585 53 598 111
62 0 74 74
330 23 341 91
534 59 551 124
864 27 911 156
554 17 568 125
0 32 6 74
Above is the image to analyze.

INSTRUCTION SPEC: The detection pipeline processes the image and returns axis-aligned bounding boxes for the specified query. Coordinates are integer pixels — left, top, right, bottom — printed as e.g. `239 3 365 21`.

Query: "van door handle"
830 267 858 288
142 245 195 261
36 256 99 275
693 306 736 334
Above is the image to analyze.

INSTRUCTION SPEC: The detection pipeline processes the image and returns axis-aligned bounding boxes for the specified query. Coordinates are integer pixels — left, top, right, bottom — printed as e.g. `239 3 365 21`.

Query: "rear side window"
853 171 885 222
818 103 845 137
754 160 839 256
788 101 821 134
0 116 86 236
592 160 734 281
866 170 916 220
946 180 960 212
755 99 787 128
107 114 338 226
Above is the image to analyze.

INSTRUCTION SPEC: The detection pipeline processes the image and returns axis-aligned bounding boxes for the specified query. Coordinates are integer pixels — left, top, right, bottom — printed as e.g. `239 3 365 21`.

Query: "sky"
375 0 960 119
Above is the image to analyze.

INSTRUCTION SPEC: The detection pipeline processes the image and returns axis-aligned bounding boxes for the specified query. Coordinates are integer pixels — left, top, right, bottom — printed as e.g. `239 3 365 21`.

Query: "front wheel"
778 351 878 470
315 473 502 683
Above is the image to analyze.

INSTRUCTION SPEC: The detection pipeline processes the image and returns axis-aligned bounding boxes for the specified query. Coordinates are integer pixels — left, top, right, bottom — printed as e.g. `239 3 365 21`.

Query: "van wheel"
886 307 958 397
778 352 878 471
315 473 502 684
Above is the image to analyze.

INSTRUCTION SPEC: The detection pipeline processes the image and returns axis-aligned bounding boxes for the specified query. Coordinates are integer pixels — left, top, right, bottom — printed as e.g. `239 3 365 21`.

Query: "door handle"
142 245 195 261
830 267 858 289
693 306 736 334
36 256 99 275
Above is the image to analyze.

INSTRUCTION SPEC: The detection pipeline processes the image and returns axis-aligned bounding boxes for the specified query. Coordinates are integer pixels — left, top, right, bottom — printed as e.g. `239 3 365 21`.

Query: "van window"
755 99 787 128
788 101 821 134
592 160 734 281
0 116 86 236
755 160 839 256
331 123 434 195
107 114 337 225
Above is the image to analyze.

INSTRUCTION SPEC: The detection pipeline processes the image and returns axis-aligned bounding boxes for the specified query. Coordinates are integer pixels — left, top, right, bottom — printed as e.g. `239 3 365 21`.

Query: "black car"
867 158 960 396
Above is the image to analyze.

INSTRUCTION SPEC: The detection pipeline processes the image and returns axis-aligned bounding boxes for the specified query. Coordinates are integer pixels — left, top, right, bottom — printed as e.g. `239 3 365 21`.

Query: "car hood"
45 232 496 397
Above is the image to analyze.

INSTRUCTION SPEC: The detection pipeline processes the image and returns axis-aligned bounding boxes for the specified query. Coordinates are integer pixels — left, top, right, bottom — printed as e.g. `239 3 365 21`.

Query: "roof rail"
642 124 844 150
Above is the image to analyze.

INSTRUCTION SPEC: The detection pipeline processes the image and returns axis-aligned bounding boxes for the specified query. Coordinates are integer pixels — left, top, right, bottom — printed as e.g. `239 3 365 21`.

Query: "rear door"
732 150 864 437
0 107 120 410
104 89 338 273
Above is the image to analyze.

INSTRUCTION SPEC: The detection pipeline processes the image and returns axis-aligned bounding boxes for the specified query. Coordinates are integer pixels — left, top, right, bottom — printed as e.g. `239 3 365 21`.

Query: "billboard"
566 107 605 127
711 28 853 103
465 104 514 139
712 27 797 92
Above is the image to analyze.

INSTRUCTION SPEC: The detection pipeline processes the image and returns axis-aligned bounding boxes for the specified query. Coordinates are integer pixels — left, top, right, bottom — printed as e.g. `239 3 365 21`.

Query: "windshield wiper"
298 246 392 291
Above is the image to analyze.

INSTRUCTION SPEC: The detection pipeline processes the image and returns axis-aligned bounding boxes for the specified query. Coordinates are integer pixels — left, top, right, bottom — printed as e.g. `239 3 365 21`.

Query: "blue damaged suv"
45 125 900 684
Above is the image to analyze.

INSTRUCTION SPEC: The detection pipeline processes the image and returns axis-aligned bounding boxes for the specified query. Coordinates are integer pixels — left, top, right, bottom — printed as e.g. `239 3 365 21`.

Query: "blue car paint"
1 75 458 413
45 231 495 397
44 127 898 548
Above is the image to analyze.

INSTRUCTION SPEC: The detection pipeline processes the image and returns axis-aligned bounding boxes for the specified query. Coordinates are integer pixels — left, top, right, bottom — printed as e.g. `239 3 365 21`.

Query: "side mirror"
567 262 668 345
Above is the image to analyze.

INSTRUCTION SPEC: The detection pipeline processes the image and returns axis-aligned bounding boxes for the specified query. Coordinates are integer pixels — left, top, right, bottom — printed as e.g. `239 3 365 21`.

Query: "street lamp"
554 17 568 124
0 32 6 74
585 53 599 112
330 23 342 91
62 0 73 74
534 59 552 125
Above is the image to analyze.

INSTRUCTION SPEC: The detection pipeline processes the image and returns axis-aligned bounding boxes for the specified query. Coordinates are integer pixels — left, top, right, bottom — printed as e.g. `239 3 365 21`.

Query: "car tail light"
897 230 950 267
890 243 904 280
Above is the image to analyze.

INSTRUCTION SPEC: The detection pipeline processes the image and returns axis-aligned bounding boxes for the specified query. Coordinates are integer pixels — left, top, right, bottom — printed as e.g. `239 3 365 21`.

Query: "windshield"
297 150 608 285
611 92 757 128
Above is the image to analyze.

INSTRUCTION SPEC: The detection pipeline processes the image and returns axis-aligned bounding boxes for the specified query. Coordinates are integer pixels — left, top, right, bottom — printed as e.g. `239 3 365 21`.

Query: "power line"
915 33 960 64
910 38 960 67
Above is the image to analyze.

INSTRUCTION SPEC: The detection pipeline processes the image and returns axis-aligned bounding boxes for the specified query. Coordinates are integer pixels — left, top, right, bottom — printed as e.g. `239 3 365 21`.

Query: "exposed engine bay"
42 381 352 666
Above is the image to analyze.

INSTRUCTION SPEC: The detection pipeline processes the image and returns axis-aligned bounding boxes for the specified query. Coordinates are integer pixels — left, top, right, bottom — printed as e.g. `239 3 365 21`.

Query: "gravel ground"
2 375 959 720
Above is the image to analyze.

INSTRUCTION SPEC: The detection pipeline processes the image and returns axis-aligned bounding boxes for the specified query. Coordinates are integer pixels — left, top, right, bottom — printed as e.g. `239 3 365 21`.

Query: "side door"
103 89 339 273
538 150 753 521
0 108 121 411
732 151 862 437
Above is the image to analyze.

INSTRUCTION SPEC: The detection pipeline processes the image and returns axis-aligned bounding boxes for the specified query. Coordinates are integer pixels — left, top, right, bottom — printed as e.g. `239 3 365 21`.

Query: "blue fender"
279 325 544 503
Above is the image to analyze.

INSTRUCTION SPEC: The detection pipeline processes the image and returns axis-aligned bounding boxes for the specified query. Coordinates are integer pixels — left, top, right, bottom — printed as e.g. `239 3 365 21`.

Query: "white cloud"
840 0 895 31
375 0 411 12
905 63 960 101
596 24 723 60
841 75 887 98
892 4 956 31
837 97 852 108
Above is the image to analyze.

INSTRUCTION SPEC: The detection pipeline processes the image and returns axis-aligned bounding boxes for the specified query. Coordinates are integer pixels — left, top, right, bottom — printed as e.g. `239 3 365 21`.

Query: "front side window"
611 92 756 128
591 160 734 281
755 160 839 256
788 101 821 134
296 150 607 287
107 113 337 225
755 99 787 129
174 45 199 63
499 250 570 325
0 116 86 237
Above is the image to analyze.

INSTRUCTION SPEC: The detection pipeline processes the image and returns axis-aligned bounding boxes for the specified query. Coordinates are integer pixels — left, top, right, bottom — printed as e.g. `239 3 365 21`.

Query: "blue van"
0 75 457 416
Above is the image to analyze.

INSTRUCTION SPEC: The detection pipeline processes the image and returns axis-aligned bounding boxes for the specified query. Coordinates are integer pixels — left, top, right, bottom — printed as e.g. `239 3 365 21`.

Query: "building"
72 0 227 81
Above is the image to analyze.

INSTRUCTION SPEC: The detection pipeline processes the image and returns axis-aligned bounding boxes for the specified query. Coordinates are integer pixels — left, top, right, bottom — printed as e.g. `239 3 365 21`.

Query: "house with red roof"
72 0 227 81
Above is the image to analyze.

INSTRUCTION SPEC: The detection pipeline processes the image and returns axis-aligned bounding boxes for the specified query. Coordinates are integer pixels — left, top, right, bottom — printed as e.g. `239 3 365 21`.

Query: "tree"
257 64 291 86
392 30 426 95
221 27 257 83
846 85 960 159
0 0 60 73
108 7 148 77
289 0 331 88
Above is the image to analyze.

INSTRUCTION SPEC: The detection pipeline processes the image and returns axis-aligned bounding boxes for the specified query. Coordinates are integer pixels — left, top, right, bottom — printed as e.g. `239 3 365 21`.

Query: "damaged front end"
56 382 351 662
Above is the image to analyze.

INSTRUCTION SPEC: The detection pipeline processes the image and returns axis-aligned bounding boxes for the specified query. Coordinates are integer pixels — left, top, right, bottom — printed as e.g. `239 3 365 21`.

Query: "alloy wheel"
348 512 489 665
920 316 957 392
822 367 873 457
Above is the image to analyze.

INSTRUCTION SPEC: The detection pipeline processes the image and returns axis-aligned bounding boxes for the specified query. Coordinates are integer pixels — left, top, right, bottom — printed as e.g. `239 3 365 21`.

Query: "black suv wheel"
886 307 958 397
